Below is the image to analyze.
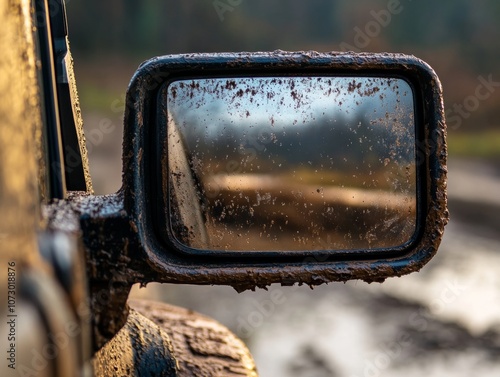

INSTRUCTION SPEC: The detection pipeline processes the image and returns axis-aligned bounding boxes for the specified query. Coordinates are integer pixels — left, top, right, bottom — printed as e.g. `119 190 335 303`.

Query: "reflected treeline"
180 108 415 191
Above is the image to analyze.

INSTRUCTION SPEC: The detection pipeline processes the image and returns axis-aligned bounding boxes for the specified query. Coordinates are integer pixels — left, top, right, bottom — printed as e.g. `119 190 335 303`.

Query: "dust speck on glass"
165 76 416 252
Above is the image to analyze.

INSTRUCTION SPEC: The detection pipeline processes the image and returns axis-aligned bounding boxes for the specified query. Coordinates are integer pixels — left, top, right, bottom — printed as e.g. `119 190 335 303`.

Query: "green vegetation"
78 84 122 114
448 131 500 158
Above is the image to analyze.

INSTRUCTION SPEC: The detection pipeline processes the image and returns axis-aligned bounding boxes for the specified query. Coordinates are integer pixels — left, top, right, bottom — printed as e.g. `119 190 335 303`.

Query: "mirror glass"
165 76 416 252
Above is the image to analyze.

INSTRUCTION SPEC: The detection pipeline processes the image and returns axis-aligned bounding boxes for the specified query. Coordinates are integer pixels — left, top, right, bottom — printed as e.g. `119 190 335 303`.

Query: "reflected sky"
168 77 413 137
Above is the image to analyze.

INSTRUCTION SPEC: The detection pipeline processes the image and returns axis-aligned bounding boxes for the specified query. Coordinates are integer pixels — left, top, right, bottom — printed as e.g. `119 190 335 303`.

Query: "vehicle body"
0 1 447 376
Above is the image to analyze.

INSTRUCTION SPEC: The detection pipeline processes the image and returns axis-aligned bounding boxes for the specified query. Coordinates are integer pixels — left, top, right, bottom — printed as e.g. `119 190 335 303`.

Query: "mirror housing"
119 51 447 291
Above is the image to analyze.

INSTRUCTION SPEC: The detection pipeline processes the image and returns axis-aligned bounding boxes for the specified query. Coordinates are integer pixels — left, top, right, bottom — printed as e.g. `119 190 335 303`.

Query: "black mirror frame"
122 52 448 291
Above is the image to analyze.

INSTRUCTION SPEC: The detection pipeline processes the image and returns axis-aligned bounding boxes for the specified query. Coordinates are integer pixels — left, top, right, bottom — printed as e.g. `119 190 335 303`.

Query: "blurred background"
66 1 500 376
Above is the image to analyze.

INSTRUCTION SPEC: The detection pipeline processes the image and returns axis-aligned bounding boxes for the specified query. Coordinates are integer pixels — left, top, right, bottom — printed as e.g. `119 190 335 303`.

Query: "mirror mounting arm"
68 192 146 350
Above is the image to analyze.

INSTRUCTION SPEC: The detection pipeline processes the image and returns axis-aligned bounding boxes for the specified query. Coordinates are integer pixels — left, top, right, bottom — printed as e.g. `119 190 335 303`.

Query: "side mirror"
118 52 447 291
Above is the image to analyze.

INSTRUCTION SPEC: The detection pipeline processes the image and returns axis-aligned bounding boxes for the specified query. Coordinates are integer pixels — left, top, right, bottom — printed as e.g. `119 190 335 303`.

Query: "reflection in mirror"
165 77 416 252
